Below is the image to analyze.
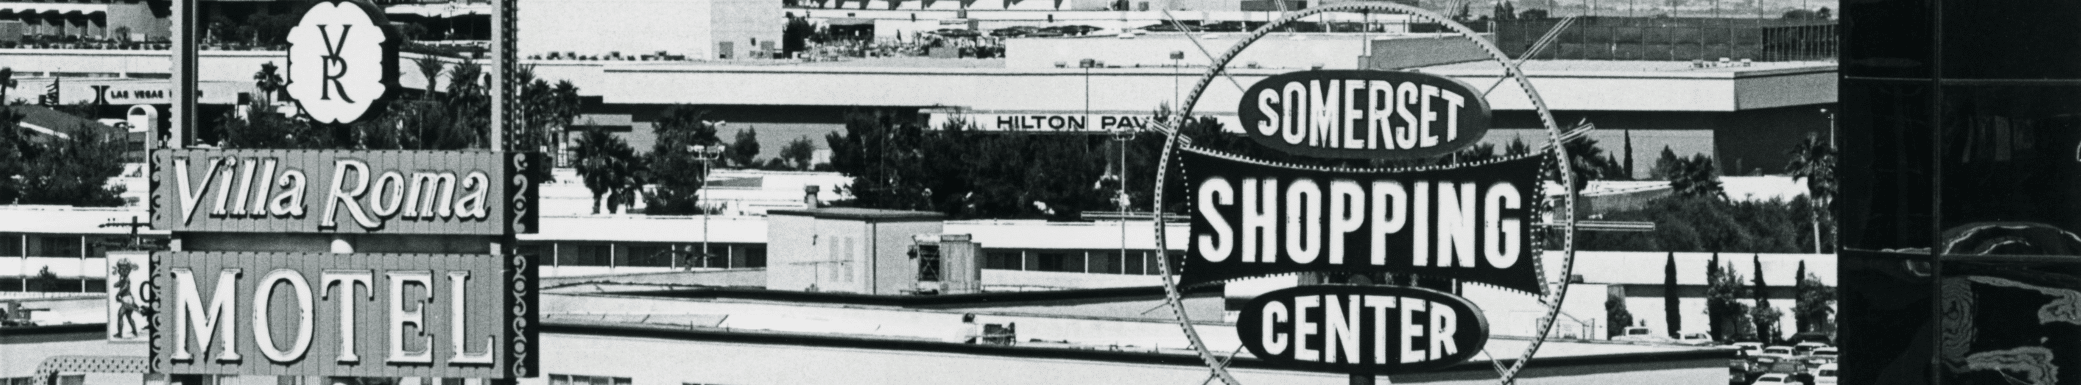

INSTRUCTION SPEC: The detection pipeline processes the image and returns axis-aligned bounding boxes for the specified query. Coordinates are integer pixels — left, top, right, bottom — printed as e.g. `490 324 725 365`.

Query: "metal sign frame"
1144 4 1577 385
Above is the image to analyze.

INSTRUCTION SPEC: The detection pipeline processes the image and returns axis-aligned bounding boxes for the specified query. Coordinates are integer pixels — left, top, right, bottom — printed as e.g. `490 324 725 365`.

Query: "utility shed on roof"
766 208 945 294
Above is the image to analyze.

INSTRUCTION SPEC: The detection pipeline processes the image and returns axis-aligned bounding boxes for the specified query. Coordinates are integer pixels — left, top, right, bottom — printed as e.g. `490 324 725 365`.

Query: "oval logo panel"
1238 70 1492 160
285 0 400 125
1236 285 1489 374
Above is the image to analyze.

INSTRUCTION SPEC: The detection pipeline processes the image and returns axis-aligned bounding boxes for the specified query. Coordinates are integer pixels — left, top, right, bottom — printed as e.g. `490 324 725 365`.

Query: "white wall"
713 0 787 58
764 214 820 291
1005 35 1369 69
520 0 716 59
982 269 1161 289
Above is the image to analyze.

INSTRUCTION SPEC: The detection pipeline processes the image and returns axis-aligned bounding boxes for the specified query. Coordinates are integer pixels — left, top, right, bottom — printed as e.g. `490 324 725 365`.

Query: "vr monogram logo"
284 0 397 125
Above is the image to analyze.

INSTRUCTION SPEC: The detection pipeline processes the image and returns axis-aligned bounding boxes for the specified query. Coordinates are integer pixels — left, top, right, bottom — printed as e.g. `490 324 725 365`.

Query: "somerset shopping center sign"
1182 69 1534 374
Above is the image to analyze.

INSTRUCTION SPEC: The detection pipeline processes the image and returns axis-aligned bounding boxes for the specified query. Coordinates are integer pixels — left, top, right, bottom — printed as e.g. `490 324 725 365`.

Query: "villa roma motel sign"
152 252 534 378
284 0 399 125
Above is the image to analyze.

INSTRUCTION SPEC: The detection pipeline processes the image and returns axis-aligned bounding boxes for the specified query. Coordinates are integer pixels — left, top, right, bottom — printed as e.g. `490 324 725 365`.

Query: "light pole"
690 143 728 267
1170 51 1183 107
1081 58 1095 132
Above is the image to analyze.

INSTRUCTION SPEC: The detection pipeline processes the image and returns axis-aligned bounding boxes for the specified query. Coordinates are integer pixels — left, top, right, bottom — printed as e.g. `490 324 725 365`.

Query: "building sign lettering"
1239 70 1492 160
1180 150 1542 294
150 149 539 235
1235 285 1488 373
152 252 537 378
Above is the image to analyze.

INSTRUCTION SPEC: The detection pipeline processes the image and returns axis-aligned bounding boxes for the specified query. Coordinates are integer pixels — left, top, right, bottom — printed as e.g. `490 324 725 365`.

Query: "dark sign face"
1178 150 1543 295
1238 70 1492 160
1236 285 1488 373
151 251 539 378
150 149 541 235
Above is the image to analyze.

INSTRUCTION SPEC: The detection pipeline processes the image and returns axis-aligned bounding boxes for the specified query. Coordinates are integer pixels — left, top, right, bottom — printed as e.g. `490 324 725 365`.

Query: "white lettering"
1240 178 1278 263
1283 179 1322 264
321 270 373 363
322 160 379 229
448 271 496 364
1295 295 1320 362
1262 299 1290 356
1327 179 1364 265
1437 181 1478 268
1369 180 1408 265
271 170 308 217
1323 295 1362 364
171 268 242 362
387 271 434 364
454 172 490 219
1197 177 1234 262
1399 297 1425 364
1484 181 1522 269
174 158 226 224
1309 80 1340 148
253 269 314 363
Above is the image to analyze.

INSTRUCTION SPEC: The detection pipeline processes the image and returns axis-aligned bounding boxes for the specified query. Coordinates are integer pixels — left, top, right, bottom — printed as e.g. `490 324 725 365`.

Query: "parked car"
1793 341 1829 356
1733 342 1765 356
1797 347 1839 367
1813 363 1839 384
1752 373 1794 384
1674 331 1717 346
1757 346 1795 364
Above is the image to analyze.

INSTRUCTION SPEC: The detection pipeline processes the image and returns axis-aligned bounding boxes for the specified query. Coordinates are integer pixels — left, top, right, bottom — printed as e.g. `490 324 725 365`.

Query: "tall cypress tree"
1665 252 1681 338
1624 126 1636 179
1752 254 1773 343
1707 252 1723 341
1794 260 1809 332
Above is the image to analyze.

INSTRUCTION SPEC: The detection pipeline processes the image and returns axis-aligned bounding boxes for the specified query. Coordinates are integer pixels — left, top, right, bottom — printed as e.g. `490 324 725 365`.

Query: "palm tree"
1670 154 1724 198
1784 133 1836 253
253 62 284 105
573 128 636 214
414 57 444 101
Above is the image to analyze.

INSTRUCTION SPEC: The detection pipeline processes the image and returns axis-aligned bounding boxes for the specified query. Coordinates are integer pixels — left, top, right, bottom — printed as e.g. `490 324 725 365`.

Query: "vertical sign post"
170 0 196 149
491 0 516 151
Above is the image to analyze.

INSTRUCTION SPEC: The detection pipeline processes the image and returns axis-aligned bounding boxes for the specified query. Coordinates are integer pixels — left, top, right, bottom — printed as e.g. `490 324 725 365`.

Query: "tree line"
1605 252 1836 344
0 105 128 206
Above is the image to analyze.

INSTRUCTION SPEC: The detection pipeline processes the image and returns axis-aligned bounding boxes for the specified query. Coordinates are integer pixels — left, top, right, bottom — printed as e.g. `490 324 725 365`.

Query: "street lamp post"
690 144 728 267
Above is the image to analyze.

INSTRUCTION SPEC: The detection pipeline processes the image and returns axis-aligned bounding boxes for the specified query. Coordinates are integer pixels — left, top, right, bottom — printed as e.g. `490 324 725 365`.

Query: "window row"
0 233 147 258
981 249 1183 275
516 241 767 268
0 277 108 293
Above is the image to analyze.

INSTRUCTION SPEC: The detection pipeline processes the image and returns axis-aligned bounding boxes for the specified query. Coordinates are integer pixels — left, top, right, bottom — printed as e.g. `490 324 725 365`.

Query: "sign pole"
170 0 196 149
491 0 516 150
1350 374 1376 385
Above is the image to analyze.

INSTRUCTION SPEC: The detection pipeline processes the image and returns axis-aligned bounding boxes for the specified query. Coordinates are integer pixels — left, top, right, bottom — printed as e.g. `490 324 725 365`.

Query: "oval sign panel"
284 0 400 125
1238 70 1492 160
1236 285 1489 374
